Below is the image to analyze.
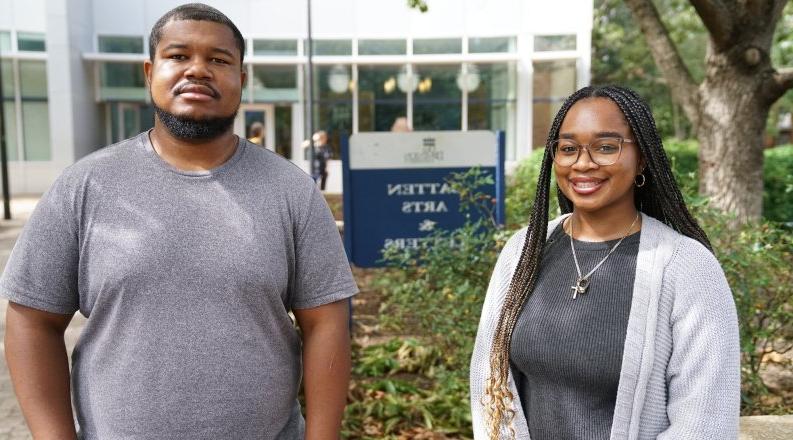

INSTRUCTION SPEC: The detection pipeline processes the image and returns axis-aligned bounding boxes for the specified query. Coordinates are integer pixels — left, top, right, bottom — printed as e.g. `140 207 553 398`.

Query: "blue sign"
342 131 505 268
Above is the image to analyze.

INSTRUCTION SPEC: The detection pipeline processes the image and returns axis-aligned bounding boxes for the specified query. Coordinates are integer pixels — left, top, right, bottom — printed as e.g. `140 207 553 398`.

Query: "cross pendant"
570 277 589 299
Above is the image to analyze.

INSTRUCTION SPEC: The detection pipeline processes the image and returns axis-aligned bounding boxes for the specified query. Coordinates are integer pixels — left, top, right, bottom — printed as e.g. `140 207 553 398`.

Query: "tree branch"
760 66 793 106
623 0 701 125
774 67 793 92
689 0 733 48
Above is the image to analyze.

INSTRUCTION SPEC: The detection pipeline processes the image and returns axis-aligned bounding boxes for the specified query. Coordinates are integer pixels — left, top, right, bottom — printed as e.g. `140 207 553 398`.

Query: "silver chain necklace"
568 212 640 300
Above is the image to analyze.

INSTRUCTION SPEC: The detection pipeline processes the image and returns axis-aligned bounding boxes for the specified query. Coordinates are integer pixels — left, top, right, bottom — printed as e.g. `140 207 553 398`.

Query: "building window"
534 34 577 52
412 64 462 130
108 103 154 143
19 61 50 161
413 38 462 55
252 65 298 101
100 62 147 101
17 32 46 52
253 39 298 56
1 59 18 161
533 59 577 148
98 35 144 54
468 63 517 158
306 39 352 56
311 64 353 158
357 65 406 132
274 105 292 159
469 37 516 54
0 31 11 52
358 39 406 56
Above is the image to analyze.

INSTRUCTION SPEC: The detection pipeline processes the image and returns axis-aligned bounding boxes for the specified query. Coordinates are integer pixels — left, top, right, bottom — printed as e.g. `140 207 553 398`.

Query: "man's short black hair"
149 3 246 64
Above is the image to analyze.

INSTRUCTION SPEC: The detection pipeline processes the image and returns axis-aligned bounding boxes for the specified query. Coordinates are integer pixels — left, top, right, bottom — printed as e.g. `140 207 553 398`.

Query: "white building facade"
0 0 593 193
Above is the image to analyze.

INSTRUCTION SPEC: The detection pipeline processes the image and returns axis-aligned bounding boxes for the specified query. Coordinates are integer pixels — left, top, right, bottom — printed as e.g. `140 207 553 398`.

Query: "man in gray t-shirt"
1 4 357 439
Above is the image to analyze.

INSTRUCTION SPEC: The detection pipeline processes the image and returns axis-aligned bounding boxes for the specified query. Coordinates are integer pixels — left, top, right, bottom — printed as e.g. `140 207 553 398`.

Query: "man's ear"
240 68 247 87
143 59 153 88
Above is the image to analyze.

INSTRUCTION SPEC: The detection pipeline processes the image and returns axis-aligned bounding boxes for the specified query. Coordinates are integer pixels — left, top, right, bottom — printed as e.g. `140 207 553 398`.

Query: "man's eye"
212 58 229 64
169 54 187 60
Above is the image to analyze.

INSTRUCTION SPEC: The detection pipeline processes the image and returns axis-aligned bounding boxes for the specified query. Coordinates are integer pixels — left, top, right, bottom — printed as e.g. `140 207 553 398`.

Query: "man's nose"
184 58 212 79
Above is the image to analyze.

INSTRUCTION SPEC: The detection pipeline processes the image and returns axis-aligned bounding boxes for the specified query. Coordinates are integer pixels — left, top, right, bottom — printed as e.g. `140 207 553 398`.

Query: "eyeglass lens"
552 138 623 166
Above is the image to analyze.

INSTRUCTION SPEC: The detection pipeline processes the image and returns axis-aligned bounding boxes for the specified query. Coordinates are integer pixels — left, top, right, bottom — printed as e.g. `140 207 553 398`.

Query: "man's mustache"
173 81 220 99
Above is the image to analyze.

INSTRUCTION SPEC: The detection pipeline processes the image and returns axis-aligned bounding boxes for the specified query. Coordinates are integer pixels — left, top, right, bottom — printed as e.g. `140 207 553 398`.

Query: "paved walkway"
0 196 789 439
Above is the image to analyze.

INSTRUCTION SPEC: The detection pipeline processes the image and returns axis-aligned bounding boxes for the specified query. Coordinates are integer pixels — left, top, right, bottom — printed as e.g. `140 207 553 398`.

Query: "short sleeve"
290 185 358 310
0 174 80 314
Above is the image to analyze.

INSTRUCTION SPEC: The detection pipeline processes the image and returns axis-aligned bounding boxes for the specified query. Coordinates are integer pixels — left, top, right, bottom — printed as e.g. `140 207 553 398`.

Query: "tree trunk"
697 59 769 223
622 0 793 224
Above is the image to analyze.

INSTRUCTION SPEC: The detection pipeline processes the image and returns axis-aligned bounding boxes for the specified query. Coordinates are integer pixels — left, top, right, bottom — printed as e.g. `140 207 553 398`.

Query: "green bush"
763 145 793 223
682 195 793 414
505 148 559 227
344 168 507 438
662 138 699 194
663 140 793 223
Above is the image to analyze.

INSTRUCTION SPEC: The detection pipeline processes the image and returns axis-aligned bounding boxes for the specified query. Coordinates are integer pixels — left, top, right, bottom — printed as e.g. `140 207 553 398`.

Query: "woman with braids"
469 85 739 439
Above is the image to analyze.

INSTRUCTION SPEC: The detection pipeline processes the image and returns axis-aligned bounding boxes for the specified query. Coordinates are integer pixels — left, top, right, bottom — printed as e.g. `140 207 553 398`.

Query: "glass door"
234 104 275 152
109 103 153 143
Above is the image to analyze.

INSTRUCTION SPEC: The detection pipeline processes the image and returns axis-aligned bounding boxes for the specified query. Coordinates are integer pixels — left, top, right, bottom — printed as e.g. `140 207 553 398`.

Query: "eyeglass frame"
550 137 635 167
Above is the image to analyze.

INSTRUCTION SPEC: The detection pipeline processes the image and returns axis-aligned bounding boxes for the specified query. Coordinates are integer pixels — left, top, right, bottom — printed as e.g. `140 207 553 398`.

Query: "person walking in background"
247 121 264 146
1 4 357 439
470 85 739 439
312 130 331 191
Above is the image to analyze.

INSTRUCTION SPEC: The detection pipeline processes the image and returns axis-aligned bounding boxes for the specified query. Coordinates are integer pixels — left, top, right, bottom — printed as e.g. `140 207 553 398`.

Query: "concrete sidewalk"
0 196 789 439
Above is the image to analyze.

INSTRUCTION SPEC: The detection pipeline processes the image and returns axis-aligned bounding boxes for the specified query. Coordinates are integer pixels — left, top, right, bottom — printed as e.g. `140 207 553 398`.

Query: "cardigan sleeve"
657 237 740 440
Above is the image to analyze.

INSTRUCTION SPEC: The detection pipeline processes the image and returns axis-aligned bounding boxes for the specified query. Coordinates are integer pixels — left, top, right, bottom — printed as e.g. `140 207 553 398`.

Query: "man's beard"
153 102 238 141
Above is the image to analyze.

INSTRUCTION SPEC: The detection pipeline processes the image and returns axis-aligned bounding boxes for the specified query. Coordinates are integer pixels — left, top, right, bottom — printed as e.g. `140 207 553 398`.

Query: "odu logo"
404 137 445 164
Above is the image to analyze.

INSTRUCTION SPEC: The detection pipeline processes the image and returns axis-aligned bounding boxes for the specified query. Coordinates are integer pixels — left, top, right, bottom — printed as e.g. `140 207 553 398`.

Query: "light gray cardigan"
470 213 740 439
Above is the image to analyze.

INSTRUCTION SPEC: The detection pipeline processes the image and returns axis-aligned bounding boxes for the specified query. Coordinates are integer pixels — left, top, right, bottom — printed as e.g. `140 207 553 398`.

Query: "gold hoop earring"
635 173 646 187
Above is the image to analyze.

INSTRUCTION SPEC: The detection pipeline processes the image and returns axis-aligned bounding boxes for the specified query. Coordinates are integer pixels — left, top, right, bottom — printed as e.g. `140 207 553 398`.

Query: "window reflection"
468 63 516 158
19 61 50 161
311 65 352 158
358 65 406 132
412 64 461 130
98 36 144 54
533 60 577 148
252 65 298 101
100 63 147 101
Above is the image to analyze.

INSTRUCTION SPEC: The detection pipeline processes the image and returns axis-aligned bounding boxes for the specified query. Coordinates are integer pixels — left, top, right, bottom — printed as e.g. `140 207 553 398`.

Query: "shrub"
662 138 699 195
505 148 558 227
345 168 508 438
763 145 793 223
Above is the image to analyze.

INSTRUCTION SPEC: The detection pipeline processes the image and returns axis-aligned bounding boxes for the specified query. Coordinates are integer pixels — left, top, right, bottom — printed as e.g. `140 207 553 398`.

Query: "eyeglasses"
550 137 633 167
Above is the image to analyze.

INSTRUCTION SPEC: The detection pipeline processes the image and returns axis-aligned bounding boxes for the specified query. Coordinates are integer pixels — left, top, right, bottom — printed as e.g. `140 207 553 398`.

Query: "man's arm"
294 299 351 440
5 301 77 440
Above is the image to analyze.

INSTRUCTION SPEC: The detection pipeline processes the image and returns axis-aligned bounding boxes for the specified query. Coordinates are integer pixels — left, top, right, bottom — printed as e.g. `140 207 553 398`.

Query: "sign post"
342 131 505 267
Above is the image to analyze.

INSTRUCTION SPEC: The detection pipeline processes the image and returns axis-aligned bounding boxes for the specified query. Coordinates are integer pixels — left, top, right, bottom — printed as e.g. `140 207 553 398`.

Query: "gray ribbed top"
510 222 640 440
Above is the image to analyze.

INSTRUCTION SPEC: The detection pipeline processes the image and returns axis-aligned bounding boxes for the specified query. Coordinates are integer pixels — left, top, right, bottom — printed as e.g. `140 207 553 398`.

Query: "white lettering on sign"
386 183 455 196
384 236 460 250
401 200 448 214
384 238 422 250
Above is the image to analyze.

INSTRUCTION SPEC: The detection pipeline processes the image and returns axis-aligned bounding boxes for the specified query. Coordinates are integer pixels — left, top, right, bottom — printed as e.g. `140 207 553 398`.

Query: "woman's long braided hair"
483 85 712 438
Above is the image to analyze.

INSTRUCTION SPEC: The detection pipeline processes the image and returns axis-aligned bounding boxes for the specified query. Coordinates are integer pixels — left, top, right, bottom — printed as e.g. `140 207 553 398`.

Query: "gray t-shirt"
0 132 358 439
510 222 639 440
